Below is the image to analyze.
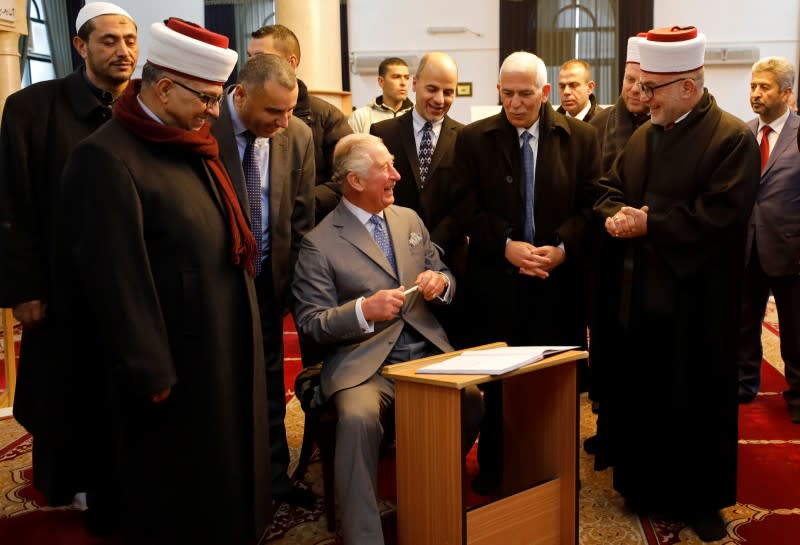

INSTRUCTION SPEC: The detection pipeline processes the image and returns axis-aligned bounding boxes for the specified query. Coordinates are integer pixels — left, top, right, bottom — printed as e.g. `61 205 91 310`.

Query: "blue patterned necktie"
243 131 263 275
369 214 397 274
521 130 535 244
418 121 434 187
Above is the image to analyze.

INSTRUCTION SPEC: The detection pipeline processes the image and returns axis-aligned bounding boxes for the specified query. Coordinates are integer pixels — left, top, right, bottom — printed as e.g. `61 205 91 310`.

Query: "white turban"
147 18 238 84
639 26 706 74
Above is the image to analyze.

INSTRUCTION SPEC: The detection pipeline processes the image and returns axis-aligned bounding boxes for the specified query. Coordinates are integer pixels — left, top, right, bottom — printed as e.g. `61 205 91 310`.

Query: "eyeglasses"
170 79 224 109
637 77 692 99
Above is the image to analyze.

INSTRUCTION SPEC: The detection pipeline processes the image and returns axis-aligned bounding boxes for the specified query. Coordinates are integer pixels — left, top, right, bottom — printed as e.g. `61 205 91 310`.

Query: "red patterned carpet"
638 304 800 545
1 308 798 544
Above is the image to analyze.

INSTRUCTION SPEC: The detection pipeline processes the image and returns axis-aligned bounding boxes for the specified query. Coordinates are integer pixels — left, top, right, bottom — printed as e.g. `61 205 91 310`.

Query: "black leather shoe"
623 496 648 516
83 507 119 537
690 510 727 542
274 484 318 509
471 473 500 496
583 434 599 454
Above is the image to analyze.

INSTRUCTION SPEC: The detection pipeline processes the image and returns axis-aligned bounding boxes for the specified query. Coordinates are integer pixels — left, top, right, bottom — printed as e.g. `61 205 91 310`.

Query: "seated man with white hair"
292 132 483 545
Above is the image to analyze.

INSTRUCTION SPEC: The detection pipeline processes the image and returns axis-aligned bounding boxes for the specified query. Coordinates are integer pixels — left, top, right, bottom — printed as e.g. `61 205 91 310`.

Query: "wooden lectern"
383 344 586 545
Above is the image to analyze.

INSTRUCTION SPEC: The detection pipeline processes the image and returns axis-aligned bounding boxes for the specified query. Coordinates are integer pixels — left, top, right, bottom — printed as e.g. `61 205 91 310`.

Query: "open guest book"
416 346 579 375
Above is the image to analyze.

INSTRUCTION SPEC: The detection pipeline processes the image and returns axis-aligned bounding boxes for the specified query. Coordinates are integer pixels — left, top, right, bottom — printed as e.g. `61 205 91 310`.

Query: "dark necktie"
521 130 535 243
243 131 263 275
760 125 772 173
419 121 434 187
369 215 397 274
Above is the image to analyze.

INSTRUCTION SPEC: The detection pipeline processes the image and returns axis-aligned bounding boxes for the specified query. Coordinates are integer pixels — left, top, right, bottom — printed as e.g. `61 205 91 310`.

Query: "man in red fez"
55 18 272 545
595 26 760 541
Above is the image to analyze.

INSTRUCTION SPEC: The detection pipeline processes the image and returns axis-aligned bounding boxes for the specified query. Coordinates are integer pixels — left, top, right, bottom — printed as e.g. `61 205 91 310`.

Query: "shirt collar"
412 108 444 134
342 197 383 226
568 100 592 121
137 95 164 124
80 65 116 106
227 89 248 137
758 107 791 135
516 119 540 140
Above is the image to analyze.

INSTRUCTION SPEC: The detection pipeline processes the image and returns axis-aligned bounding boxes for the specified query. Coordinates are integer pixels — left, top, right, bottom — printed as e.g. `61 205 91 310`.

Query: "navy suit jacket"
747 112 800 276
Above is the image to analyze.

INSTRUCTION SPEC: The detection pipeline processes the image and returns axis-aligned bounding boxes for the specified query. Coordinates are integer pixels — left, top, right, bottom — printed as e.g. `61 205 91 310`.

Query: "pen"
403 285 419 296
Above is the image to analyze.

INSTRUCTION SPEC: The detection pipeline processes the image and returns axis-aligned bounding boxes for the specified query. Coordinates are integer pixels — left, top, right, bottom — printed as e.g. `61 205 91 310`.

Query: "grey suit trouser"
331 340 483 545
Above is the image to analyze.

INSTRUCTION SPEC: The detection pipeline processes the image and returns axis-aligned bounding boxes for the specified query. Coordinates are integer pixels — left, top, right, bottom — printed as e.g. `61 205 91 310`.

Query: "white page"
416 346 578 375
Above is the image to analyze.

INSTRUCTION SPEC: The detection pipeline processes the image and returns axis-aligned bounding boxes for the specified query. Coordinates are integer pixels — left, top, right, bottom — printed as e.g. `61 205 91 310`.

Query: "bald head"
413 52 458 122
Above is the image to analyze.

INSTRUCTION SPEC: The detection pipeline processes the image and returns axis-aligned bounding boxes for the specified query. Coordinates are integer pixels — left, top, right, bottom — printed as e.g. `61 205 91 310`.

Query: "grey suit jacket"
747 113 800 276
213 96 316 309
292 201 454 397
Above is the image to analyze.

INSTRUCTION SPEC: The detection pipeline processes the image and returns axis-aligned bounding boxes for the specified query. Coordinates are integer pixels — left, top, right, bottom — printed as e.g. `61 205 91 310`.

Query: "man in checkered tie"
370 52 468 346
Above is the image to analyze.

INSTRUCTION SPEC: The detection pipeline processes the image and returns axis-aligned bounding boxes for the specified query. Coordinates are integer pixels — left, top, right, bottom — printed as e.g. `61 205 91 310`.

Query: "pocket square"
408 232 423 248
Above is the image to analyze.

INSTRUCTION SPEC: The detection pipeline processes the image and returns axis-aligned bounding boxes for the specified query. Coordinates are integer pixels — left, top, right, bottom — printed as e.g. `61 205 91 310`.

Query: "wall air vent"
704 47 760 65
349 53 419 75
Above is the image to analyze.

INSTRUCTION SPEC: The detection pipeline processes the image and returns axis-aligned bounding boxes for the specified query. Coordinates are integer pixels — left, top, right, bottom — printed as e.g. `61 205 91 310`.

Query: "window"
537 0 617 105
22 0 55 86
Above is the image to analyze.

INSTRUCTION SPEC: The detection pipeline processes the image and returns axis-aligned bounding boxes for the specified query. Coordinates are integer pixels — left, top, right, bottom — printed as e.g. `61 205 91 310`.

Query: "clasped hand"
505 241 565 279
605 205 649 238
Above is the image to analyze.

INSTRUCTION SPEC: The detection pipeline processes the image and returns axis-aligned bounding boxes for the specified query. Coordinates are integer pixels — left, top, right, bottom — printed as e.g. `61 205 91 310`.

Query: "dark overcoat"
455 104 601 346
56 118 271 545
294 79 353 221
594 90 760 513
589 95 649 174
0 68 113 504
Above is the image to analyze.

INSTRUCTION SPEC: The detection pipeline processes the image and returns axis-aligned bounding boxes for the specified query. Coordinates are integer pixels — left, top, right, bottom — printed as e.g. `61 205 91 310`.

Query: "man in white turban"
595 26 760 541
56 18 273 545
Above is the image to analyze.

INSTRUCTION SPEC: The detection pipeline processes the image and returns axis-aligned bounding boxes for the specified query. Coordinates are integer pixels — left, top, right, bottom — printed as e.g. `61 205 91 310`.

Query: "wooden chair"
292 362 397 533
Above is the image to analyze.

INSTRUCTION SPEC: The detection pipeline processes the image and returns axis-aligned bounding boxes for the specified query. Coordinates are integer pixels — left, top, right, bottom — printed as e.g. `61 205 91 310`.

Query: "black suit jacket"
370 113 465 258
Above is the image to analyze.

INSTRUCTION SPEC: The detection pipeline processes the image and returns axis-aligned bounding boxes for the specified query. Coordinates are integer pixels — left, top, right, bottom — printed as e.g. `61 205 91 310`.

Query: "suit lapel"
269 131 287 231
385 206 410 284
214 97 252 223
335 203 398 280
764 114 799 176
427 115 454 178
399 114 423 188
